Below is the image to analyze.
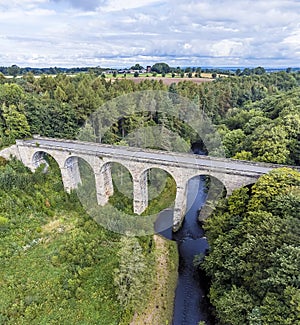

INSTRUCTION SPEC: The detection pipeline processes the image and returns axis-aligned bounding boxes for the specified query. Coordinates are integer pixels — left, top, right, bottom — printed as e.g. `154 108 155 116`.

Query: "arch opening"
166 174 226 241
31 150 64 190
185 174 226 223
32 151 51 172
32 150 62 175
70 156 97 205
106 162 134 214
142 167 177 215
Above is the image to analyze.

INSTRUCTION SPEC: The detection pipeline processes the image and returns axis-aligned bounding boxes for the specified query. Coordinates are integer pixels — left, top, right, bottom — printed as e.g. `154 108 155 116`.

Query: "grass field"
101 71 230 85
104 72 215 79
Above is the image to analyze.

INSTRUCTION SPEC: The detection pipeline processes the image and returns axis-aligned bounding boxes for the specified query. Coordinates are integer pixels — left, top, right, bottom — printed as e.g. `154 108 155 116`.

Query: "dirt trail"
130 235 175 325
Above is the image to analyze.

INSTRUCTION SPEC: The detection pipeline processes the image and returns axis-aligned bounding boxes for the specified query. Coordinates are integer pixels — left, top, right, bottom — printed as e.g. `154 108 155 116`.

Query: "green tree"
54 85 68 102
2 103 31 139
222 129 246 157
0 73 6 84
0 83 25 106
196 67 202 76
248 168 300 211
233 150 253 160
251 125 290 163
0 215 9 227
242 68 251 76
151 62 170 74
212 285 254 325
114 236 150 310
7 64 20 77
130 63 144 70
253 66 266 75
202 167 300 324
260 287 300 324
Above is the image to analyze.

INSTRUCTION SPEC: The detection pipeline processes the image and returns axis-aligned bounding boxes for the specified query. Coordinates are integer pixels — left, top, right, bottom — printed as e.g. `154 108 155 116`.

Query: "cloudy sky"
0 0 299 68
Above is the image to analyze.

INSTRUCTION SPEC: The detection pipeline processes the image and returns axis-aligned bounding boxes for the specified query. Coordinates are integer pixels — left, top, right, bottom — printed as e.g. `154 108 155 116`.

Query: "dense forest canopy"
0 68 299 324
202 168 300 324
0 69 299 163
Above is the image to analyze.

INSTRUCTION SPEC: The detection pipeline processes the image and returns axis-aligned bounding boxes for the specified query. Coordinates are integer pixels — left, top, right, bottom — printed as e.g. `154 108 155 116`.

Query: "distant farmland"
110 76 214 85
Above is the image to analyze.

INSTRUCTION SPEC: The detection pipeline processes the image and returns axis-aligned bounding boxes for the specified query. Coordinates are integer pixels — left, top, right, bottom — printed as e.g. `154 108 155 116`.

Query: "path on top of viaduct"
1 136 299 230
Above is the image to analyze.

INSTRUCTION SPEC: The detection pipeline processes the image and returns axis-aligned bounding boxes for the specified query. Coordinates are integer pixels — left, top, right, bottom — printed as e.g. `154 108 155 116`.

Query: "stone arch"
139 166 177 212
185 172 226 222
208 172 258 197
96 161 134 208
64 155 97 191
107 161 134 191
31 150 62 171
139 165 178 185
244 181 256 189
30 150 95 193
32 151 50 172
30 149 67 190
64 154 96 173
64 155 100 207
187 170 227 192
136 165 189 230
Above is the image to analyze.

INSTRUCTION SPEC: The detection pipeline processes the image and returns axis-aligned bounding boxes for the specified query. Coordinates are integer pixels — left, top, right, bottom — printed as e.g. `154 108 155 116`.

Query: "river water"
156 175 212 325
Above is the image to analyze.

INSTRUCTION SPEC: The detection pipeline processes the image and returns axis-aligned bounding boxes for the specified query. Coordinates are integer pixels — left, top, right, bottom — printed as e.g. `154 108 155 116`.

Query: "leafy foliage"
0 158 157 324
202 168 300 325
220 88 300 164
114 236 154 318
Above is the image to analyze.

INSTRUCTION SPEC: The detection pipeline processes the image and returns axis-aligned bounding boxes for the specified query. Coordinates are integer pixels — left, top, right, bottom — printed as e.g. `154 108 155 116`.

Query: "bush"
0 216 9 226
0 157 7 167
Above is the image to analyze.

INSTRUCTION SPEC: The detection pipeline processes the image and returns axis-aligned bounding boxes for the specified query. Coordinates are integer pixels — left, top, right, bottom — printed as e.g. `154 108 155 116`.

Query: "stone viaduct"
1 136 299 230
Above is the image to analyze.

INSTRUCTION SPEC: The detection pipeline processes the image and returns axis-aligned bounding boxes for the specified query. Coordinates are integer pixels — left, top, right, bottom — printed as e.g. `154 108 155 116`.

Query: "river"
156 175 213 325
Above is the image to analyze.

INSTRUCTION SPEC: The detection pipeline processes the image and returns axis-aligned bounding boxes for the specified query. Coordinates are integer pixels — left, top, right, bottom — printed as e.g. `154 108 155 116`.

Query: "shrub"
0 216 9 226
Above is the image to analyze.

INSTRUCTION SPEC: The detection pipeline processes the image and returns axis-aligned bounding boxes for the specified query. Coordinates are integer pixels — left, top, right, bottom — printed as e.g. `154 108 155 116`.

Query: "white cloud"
283 28 300 47
50 0 105 11
101 0 163 12
211 40 244 57
0 0 47 10
0 0 300 67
